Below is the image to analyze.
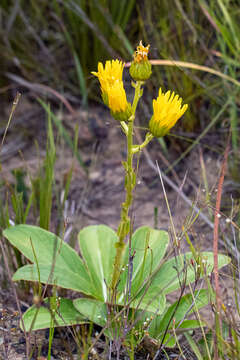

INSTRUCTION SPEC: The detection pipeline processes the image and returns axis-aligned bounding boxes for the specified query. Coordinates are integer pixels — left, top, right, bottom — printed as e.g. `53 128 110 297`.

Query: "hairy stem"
110 81 142 295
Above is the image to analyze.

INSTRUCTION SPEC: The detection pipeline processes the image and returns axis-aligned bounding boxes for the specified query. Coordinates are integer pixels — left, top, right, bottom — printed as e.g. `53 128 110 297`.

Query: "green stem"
48 319 54 360
132 132 154 153
111 81 142 294
120 121 129 135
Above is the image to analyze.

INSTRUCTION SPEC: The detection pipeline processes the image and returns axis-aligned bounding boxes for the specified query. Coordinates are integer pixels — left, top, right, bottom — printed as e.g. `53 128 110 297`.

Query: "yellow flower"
149 88 188 137
92 60 125 97
107 80 128 113
92 60 132 121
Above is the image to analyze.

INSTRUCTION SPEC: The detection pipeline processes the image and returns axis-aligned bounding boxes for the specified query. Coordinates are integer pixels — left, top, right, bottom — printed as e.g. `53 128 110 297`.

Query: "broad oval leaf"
22 298 86 331
3 225 87 274
78 225 118 301
4 225 95 296
126 293 166 315
120 226 169 289
149 289 209 341
74 298 108 328
141 252 230 300
117 226 169 314
13 264 94 295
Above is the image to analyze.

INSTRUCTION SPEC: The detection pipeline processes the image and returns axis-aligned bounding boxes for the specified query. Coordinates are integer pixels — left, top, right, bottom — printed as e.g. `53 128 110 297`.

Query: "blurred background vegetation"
0 0 239 174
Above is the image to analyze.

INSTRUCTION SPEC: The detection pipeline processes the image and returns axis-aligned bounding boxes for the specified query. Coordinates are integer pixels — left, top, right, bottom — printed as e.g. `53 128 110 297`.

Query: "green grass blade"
185 332 204 360
38 98 87 173
73 51 88 108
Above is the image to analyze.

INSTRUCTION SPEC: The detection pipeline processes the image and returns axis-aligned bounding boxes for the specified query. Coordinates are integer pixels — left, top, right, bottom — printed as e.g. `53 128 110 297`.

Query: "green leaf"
13 264 93 295
121 290 166 315
149 289 209 341
142 252 230 300
177 319 205 330
77 226 168 313
185 332 204 360
22 298 86 331
74 298 107 328
121 226 169 289
4 225 85 273
118 226 169 313
78 225 118 301
74 298 142 341
4 225 94 296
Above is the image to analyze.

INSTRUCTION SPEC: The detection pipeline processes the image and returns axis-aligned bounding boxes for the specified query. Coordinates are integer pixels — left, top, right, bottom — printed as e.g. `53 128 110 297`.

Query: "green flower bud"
129 41 152 81
130 60 152 81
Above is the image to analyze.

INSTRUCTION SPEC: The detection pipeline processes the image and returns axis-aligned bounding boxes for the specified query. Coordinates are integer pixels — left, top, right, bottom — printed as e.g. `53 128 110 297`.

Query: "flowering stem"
111 81 142 295
132 132 154 153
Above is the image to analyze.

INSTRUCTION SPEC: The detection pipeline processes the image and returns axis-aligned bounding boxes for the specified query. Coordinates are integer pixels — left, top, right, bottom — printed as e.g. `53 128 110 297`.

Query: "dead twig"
5 73 77 116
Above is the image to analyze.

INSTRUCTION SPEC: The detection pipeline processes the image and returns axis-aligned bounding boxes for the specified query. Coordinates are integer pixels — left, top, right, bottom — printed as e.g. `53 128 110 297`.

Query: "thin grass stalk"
199 148 212 219
48 303 56 359
73 51 88 108
93 0 133 56
172 320 187 359
39 106 56 230
0 92 21 166
189 283 212 360
184 332 204 360
61 0 117 58
38 99 87 173
213 135 230 359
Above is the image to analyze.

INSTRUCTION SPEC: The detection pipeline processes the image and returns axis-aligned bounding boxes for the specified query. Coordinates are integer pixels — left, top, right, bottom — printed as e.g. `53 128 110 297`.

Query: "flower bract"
149 88 188 137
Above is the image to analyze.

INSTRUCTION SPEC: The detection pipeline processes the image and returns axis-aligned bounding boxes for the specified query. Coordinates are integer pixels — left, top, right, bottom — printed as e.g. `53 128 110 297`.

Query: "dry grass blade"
0 92 21 151
5 73 76 116
125 60 240 88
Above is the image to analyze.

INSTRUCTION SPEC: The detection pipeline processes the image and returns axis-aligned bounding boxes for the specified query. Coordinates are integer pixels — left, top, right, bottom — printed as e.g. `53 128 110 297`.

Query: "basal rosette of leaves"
3 224 230 346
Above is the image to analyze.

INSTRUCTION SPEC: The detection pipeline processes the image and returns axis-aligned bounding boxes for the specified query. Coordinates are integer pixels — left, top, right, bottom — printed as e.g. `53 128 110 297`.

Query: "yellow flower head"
107 80 128 113
92 60 132 121
92 60 125 96
149 88 188 137
133 40 150 63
